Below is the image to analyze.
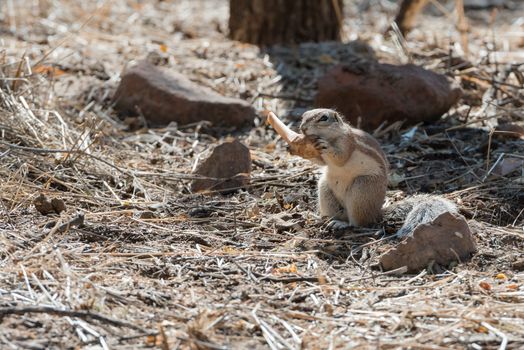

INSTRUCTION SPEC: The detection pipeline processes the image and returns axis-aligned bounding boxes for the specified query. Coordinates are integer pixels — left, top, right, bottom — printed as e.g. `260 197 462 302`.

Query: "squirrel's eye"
319 114 329 122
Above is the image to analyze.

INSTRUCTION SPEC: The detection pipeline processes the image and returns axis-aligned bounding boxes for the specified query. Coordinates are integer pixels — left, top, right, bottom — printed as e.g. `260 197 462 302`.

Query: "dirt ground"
1 0 523 349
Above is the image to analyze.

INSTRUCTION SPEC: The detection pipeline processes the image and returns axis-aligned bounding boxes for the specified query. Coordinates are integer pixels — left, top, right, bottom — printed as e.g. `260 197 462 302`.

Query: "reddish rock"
113 62 255 128
191 139 251 194
33 194 66 215
379 212 476 273
493 157 524 177
496 122 524 140
315 63 462 130
512 258 524 271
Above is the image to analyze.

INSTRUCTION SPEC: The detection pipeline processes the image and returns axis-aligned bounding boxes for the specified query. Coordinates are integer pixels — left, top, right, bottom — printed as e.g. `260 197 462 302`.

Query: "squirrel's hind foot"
326 219 351 232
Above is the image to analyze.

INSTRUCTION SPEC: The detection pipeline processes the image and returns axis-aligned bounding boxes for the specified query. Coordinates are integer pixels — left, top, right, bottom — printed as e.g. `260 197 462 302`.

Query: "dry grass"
1 0 523 349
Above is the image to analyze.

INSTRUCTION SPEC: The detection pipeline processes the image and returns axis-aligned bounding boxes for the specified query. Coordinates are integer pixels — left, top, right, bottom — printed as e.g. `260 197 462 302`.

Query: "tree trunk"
229 0 343 46
394 0 429 35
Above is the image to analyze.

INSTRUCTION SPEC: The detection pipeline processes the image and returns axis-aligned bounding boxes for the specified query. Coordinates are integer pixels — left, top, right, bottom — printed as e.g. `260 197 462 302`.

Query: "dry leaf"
261 192 273 200
34 65 66 77
318 54 335 64
145 335 156 346
223 246 240 254
317 275 327 285
273 263 298 274
131 2 144 10
475 325 488 333
174 214 189 221
247 204 260 219
323 303 334 316
495 273 507 280
479 281 491 291
264 142 276 153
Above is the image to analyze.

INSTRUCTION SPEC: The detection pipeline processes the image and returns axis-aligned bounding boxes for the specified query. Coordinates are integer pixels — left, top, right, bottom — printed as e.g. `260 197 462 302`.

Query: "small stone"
261 212 305 232
191 139 251 194
315 63 462 130
139 211 156 219
512 258 524 271
496 122 524 140
50 198 66 214
113 61 256 128
188 207 214 218
493 158 524 177
379 212 476 273
33 194 66 215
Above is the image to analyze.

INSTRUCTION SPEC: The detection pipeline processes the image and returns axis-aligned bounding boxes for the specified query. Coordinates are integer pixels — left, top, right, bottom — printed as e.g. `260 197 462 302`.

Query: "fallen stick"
266 112 320 160
0 306 150 333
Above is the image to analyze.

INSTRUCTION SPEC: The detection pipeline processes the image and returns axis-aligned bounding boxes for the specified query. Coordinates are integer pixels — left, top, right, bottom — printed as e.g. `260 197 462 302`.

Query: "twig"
0 141 128 175
455 0 469 56
481 322 508 350
257 274 320 284
0 306 151 333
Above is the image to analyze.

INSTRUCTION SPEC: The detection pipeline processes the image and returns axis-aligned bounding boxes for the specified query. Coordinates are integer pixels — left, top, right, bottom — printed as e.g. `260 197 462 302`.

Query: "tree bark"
394 0 429 35
229 0 343 46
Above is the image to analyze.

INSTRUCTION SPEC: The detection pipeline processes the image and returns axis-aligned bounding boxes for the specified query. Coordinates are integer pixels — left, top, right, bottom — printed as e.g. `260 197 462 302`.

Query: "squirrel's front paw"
311 137 329 153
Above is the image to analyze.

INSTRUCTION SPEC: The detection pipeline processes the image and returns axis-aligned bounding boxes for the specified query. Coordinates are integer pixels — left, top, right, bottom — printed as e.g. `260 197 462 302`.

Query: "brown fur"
301 109 457 235
301 108 388 227
346 175 387 226
318 176 346 220
352 129 389 170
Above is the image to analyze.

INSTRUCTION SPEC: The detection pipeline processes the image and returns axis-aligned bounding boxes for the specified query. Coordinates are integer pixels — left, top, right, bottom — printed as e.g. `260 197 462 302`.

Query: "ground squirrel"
300 108 457 236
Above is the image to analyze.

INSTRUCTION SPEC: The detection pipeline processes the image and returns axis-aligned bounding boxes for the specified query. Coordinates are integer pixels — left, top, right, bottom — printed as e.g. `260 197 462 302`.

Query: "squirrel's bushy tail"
384 195 457 238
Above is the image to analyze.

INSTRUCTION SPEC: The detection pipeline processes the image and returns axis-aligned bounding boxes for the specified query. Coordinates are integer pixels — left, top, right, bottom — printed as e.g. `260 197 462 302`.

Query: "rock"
56 213 85 233
261 212 305 232
493 157 524 177
191 139 251 194
113 61 256 128
379 212 476 273
315 63 462 130
188 206 214 218
496 122 524 140
139 211 156 219
33 194 66 215
512 258 524 271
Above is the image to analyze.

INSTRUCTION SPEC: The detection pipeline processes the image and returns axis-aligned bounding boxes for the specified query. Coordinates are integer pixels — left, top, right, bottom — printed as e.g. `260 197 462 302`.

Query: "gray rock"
191 139 251 194
379 212 477 273
315 63 462 130
113 61 255 128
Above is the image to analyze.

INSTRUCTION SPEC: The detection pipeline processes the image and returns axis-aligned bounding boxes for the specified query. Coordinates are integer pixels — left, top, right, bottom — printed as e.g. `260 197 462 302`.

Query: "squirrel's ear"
334 112 345 124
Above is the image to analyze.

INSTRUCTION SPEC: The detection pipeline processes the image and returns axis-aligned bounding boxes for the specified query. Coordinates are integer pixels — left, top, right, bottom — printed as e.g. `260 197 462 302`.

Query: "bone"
267 112 321 160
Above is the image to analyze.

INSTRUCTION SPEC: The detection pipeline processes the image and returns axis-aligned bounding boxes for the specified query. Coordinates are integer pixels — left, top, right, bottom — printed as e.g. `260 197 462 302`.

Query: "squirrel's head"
299 109 347 138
